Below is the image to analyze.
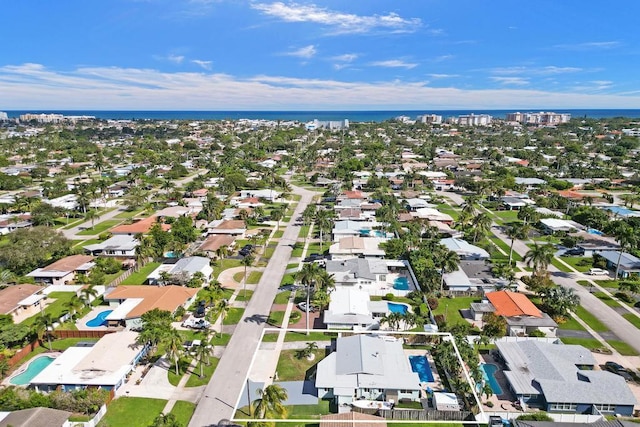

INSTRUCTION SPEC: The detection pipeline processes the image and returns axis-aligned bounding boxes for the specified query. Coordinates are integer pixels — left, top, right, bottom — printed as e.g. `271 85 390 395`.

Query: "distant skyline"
2 1 640 110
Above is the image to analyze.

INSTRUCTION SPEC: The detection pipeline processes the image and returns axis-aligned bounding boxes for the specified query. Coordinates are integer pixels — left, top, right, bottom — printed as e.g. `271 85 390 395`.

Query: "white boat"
351 400 393 410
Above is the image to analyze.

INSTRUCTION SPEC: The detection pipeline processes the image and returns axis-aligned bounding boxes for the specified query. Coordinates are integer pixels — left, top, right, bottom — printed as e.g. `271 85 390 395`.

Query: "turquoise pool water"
606 206 639 217
481 363 503 395
10 356 55 385
587 228 603 235
393 277 409 290
359 229 385 238
387 302 409 314
409 355 435 382
86 310 113 327
164 251 180 258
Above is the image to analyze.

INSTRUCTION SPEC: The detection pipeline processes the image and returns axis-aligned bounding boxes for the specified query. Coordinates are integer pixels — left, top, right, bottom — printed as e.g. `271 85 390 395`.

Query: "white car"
587 268 608 276
297 302 318 313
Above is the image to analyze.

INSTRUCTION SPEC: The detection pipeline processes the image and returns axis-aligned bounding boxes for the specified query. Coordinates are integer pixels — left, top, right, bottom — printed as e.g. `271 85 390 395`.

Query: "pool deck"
76 306 115 331
404 349 444 396
479 353 520 411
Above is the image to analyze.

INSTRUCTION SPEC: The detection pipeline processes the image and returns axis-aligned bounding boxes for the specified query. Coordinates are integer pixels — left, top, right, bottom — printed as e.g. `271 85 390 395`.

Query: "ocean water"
5 109 640 122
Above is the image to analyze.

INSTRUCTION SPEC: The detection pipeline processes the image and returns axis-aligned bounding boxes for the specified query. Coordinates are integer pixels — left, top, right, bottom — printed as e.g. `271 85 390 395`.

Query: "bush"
517 413 553 421
98 232 111 241
485 401 494 408
383 293 395 301
427 297 439 310
528 329 546 337
615 292 635 304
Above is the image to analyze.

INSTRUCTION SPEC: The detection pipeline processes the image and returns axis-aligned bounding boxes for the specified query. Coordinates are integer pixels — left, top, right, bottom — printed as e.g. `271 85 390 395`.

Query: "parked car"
604 361 633 381
297 301 318 312
587 268 608 276
239 244 254 256
562 248 584 256
194 300 206 318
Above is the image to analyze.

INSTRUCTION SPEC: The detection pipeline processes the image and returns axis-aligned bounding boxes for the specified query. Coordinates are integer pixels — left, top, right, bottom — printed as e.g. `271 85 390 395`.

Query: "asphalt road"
188 185 318 427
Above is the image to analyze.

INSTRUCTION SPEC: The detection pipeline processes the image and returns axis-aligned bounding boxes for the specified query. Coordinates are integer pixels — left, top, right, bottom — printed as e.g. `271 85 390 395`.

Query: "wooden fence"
7 341 41 368
353 406 473 422
54 329 117 339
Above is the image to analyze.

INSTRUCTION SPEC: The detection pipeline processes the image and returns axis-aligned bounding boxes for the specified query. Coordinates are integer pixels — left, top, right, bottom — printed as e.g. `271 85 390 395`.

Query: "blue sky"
1 0 640 110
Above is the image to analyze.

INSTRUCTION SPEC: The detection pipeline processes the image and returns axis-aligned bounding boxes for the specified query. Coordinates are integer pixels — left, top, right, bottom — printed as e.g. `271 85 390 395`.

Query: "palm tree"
64 295 84 319
194 341 212 378
296 341 318 360
505 222 530 266
524 242 556 274
34 313 55 350
252 384 289 419
314 209 334 253
85 209 100 228
270 205 285 231
0 270 16 286
609 221 638 278
164 328 183 376
80 284 99 306
214 299 230 337
240 255 254 299
517 205 538 225
437 249 460 293
470 213 492 243
216 245 230 260
295 262 322 333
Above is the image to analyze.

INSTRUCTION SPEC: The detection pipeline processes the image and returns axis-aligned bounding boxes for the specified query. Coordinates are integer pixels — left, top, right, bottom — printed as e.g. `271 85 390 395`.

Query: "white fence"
66 404 107 427
467 335 561 345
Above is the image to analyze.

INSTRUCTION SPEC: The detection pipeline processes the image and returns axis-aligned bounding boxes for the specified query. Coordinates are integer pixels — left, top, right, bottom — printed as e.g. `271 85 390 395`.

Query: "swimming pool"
10 356 56 385
409 355 435 382
86 310 113 328
393 277 409 290
359 229 386 238
164 251 180 258
587 228 603 235
387 302 409 314
606 206 640 217
481 363 503 395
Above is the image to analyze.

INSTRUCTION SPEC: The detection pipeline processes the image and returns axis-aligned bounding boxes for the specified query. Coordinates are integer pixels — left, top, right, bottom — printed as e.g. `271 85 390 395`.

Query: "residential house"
239 189 280 202
26 255 95 286
495 340 636 415
147 256 213 285
206 219 246 237
315 334 422 405
30 331 146 393
470 290 557 336
0 407 72 427
110 216 170 236
323 288 389 330
412 208 454 225
575 234 620 257
83 235 139 258
197 234 236 258
328 236 387 260
596 251 640 278
103 285 199 328
0 284 45 321
440 238 490 260
539 218 581 234
325 258 389 289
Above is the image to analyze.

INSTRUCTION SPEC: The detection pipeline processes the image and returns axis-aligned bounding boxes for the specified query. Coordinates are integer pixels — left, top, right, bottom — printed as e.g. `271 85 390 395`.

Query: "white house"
27 255 95 286
328 236 387 260
323 288 389 330
316 334 422 406
147 256 213 285
440 238 490 260
83 235 139 258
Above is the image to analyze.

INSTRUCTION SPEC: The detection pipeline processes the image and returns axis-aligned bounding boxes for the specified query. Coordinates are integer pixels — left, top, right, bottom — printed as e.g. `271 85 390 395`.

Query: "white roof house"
148 256 213 285
539 218 582 233
83 235 139 257
30 331 145 392
328 236 387 260
316 334 422 405
412 208 453 223
443 267 473 291
440 238 490 260
323 288 389 330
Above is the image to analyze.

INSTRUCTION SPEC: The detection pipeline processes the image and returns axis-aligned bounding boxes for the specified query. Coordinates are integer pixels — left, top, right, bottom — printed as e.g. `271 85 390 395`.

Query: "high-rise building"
417 114 443 124
0 112 8 121
506 111 571 124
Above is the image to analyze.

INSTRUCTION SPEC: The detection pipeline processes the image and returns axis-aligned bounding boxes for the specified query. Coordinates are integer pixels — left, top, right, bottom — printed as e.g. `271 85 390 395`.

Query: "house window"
595 404 615 412
380 275 386 281
550 403 576 411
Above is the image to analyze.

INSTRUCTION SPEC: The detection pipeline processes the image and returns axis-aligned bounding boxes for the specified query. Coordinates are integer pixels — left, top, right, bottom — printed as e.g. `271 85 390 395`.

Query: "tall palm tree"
609 221 638 278
314 209 334 253
194 341 212 378
80 284 99 306
505 222 530 265
240 255 254 299
270 205 285 231
524 242 556 274
64 295 84 319
437 249 460 293
164 328 183 376
85 209 100 228
295 262 322 333
470 213 492 243
34 313 55 350
214 299 230 337
252 384 289 419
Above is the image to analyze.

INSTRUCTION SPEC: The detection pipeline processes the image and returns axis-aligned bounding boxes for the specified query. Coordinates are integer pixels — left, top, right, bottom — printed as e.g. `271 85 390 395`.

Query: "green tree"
240 255 254 299
539 286 579 319
505 222 530 265
482 313 507 339
252 384 289 419
165 328 183 376
148 413 182 427
295 262 322 333
34 313 56 351
524 242 555 275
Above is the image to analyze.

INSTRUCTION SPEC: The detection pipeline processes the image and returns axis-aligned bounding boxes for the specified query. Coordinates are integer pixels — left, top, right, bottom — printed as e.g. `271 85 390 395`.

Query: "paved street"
188 185 318 427
438 189 640 355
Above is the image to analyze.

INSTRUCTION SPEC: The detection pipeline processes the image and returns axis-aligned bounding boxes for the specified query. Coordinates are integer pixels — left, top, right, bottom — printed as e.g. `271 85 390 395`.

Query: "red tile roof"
486 290 541 318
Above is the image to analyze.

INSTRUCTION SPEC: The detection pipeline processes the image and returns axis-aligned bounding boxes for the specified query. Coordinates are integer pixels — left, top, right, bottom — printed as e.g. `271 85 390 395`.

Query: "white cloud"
251 2 421 34
332 53 358 62
1 63 639 110
491 65 582 76
154 54 185 64
192 59 212 70
491 76 529 86
283 45 317 59
428 73 459 79
370 60 417 69
433 54 454 62
553 41 620 50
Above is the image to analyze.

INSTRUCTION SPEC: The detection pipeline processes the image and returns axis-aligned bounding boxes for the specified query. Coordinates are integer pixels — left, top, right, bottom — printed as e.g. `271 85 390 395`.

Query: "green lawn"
298 225 311 238
286 400 331 419
491 210 520 223
606 340 639 356
21 292 75 327
212 258 242 278
98 397 166 427
275 349 325 381
210 333 232 346
76 220 122 235
431 297 478 326
291 244 304 258
560 256 592 272
247 271 263 284
593 292 623 308
550 258 573 273
286 263 299 270
595 280 621 290
560 337 605 351
167 357 193 386
274 290 292 304
261 331 335 342
574 305 608 332
488 235 523 261
623 313 640 329
234 290 254 302
268 311 301 327
170 401 196 426
223 308 245 325
280 272 296 286
119 262 161 285
558 314 587 331
273 230 284 238
75 238 101 247
436 204 460 220
114 209 145 219
186 357 220 387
